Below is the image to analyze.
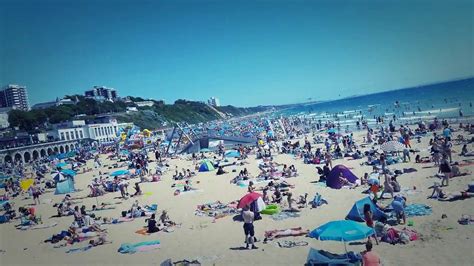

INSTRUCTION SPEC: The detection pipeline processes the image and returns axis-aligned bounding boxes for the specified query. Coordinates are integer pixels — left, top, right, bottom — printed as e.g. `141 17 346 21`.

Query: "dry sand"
1 128 473 266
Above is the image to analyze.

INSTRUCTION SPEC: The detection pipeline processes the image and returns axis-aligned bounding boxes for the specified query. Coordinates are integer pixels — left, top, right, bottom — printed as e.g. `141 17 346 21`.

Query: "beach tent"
346 197 387 222
55 178 75 194
199 161 215 172
225 150 241 158
326 165 358 189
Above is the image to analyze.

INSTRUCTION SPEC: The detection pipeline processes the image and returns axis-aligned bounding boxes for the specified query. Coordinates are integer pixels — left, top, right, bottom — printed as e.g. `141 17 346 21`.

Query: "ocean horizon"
280 77 474 121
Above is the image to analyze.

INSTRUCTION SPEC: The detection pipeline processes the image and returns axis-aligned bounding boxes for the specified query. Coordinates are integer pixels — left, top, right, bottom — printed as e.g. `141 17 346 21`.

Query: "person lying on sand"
101 216 134 224
263 227 309 241
88 234 111 247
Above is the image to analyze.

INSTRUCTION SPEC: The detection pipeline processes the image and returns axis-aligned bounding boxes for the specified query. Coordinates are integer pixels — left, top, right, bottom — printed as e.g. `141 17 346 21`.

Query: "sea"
279 77 474 127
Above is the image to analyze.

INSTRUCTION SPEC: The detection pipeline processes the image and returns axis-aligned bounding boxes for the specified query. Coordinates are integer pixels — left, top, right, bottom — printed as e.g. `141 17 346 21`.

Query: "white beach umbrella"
380 141 405 153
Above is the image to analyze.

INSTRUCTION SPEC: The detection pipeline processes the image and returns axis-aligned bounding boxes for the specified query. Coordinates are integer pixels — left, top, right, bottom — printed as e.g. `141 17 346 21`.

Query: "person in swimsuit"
363 204 379 244
242 206 257 249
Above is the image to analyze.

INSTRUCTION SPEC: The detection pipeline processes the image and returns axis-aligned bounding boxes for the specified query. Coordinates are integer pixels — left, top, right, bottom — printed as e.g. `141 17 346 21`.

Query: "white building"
0 85 29 111
48 118 135 144
135 101 154 107
126 107 138 112
208 97 220 107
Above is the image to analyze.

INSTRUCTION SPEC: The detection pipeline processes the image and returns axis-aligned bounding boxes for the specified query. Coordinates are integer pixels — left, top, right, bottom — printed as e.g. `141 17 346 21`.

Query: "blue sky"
1 0 473 107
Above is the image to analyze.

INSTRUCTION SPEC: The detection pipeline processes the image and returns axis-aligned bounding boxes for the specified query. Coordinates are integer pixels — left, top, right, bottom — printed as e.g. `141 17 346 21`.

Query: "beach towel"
405 204 432 217
145 204 158 212
175 189 203 196
313 182 327 188
270 211 301 221
277 240 308 248
118 240 161 254
135 228 150 235
20 222 58 230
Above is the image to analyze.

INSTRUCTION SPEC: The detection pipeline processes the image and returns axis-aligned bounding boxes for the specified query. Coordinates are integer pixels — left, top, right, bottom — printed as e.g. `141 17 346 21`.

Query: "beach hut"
326 165 358 189
346 197 387 222
199 161 215 172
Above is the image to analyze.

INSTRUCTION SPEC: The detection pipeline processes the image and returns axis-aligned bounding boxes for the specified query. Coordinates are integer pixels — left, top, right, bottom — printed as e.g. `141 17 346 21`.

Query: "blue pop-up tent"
55 179 75 194
346 197 387 222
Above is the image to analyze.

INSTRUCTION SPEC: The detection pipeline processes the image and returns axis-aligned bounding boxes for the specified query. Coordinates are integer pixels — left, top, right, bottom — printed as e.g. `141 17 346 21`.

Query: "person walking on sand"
439 155 452 187
242 206 258 250
325 152 333 169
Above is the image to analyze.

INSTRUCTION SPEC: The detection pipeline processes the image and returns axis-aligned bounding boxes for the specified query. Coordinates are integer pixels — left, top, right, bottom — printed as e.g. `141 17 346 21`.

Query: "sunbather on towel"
264 227 309 241
438 191 474 201
88 233 111 247
145 214 164 233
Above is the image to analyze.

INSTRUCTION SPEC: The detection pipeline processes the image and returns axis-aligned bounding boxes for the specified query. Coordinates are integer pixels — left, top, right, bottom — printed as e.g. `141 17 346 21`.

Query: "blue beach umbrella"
56 162 67 168
61 169 77 177
309 220 375 254
110 170 130 177
309 220 374 252
327 128 337 134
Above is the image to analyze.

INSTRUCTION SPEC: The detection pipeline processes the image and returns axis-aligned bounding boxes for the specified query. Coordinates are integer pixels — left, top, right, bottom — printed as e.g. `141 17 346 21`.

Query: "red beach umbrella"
237 192 263 209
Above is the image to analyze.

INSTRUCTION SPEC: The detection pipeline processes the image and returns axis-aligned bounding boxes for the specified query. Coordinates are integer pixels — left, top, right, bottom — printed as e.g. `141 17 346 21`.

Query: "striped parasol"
380 140 405 152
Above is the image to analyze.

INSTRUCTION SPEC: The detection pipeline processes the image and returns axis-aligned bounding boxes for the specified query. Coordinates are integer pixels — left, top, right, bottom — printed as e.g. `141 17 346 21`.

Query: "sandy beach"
1 123 474 266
